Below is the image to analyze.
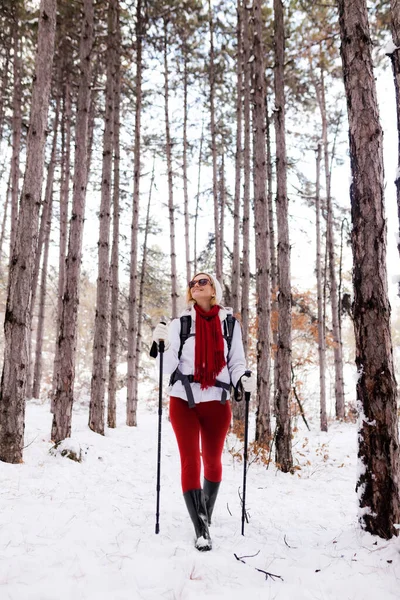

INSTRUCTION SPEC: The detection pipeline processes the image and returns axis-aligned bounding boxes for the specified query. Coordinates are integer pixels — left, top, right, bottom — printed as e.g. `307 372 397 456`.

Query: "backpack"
177 313 236 359
169 313 237 407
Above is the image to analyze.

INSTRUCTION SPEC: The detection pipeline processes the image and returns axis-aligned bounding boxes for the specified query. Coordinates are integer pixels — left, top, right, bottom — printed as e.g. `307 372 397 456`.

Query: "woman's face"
189 273 215 304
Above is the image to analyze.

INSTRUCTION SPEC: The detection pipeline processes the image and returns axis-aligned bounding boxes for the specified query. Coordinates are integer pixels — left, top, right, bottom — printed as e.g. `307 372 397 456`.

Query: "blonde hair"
186 272 217 307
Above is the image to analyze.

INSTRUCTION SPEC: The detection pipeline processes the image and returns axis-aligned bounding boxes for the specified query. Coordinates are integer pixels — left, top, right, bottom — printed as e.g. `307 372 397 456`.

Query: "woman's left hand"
241 373 256 393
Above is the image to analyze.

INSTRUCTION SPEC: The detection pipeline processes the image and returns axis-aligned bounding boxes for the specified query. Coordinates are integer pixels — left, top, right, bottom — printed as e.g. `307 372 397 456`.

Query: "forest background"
1 0 400 542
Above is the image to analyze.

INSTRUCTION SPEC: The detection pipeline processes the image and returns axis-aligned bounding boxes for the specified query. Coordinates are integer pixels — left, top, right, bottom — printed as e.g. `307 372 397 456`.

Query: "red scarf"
194 304 226 389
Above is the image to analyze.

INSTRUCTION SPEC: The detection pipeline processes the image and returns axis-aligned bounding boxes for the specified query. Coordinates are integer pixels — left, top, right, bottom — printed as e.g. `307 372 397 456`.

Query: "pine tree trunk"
183 50 191 284
126 0 143 426
218 153 225 289
266 94 279 406
32 177 53 399
253 0 271 445
51 0 94 443
318 64 345 419
0 35 11 145
0 0 57 463
273 0 292 473
208 0 221 282
241 3 251 358
134 156 155 408
232 0 242 317
51 74 71 408
89 0 117 435
194 122 204 274
108 6 121 430
338 0 400 539
0 171 11 272
27 97 60 399
10 18 22 258
389 1 400 297
163 18 178 318
316 142 327 432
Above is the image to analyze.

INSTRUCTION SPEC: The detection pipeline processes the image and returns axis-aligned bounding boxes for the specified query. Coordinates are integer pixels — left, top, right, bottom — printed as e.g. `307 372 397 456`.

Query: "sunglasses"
188 278 211 289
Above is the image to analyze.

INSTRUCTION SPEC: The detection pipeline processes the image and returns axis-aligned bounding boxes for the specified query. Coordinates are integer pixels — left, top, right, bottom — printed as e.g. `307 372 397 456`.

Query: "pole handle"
158 319 167 349
244 370 252 402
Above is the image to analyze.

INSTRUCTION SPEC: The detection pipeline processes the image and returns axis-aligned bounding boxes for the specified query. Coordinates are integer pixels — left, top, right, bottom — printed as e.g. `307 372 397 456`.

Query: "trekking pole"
241 369 252 536
155 321 166 535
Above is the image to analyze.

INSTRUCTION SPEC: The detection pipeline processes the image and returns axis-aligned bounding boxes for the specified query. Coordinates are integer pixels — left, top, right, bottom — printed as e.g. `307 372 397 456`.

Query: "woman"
152 272 255 551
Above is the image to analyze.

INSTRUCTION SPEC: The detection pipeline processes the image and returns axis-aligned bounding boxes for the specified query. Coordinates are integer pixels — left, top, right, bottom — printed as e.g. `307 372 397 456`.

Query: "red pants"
169 396 232 493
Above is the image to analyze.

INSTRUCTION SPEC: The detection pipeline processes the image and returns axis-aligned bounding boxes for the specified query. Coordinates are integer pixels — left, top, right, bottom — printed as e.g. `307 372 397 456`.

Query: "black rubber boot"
183 489 212 551
203 478 221 525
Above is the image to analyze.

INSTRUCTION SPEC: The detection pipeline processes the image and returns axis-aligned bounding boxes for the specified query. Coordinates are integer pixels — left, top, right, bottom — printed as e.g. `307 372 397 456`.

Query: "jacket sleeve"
155 318 181 375
227 320 247 391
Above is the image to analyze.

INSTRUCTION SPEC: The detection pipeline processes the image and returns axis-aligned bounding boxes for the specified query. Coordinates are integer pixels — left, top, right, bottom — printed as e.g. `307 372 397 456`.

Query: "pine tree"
51 0 94 443
89 0 117 435
273 0 292 473
338 0 400 539
0 0 57 463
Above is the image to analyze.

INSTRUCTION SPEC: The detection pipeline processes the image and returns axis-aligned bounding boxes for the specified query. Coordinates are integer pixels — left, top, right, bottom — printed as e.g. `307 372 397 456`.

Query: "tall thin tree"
338 0 400 539
241 2 251 357
127 0 144 426
163 17 178 319
232 0 242 317
317 60 345 419
315 141 327 432
0 0 57 463
273 0 292 472
51 72 72 407
108 3 121 430
388 0 400 296
9 8 22 258
208 0 221 281
51 0 94 443
89 0 117 435
253 0 271 444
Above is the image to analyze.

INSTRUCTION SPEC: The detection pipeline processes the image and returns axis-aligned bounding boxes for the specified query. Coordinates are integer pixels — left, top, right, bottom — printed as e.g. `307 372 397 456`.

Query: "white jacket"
161 305 246 404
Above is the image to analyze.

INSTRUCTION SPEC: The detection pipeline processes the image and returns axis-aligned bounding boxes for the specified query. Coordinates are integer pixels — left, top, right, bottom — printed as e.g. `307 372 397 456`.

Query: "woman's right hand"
152 322 169 344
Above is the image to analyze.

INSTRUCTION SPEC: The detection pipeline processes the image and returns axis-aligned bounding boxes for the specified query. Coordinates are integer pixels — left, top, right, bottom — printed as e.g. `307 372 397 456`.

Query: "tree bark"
316 142 327 432
134 156 155 409
318 62 345 419
51 0 94 443
163 17 178 319
0 0 57 463
51 74 72 408
89 0 117 435
194 121 204 275
266 93 279 406
108 4 121 430
241 2 251 358
183 48 191 284
0 171 11 272
208 0 221 282
126 0 143 426
32 174 53 399
273 0 292 473
27 96 60 399
338 0 400 539
218 152 225 284
232 0 242 317
9 16 22 259
0 30 11 145
253 0 271 445
389 1 400 297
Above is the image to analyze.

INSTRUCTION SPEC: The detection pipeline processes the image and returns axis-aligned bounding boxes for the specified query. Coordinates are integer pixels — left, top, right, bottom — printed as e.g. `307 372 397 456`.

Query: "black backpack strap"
178 315 194 359
223 314 236 353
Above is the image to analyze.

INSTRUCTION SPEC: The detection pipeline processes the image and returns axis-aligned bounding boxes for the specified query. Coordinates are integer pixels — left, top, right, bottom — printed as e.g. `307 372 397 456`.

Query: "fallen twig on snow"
284 534 297 549
234 553 284 582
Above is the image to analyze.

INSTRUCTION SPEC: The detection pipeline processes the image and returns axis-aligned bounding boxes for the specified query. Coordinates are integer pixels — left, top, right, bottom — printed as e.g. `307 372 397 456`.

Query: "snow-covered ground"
1 390 399 600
